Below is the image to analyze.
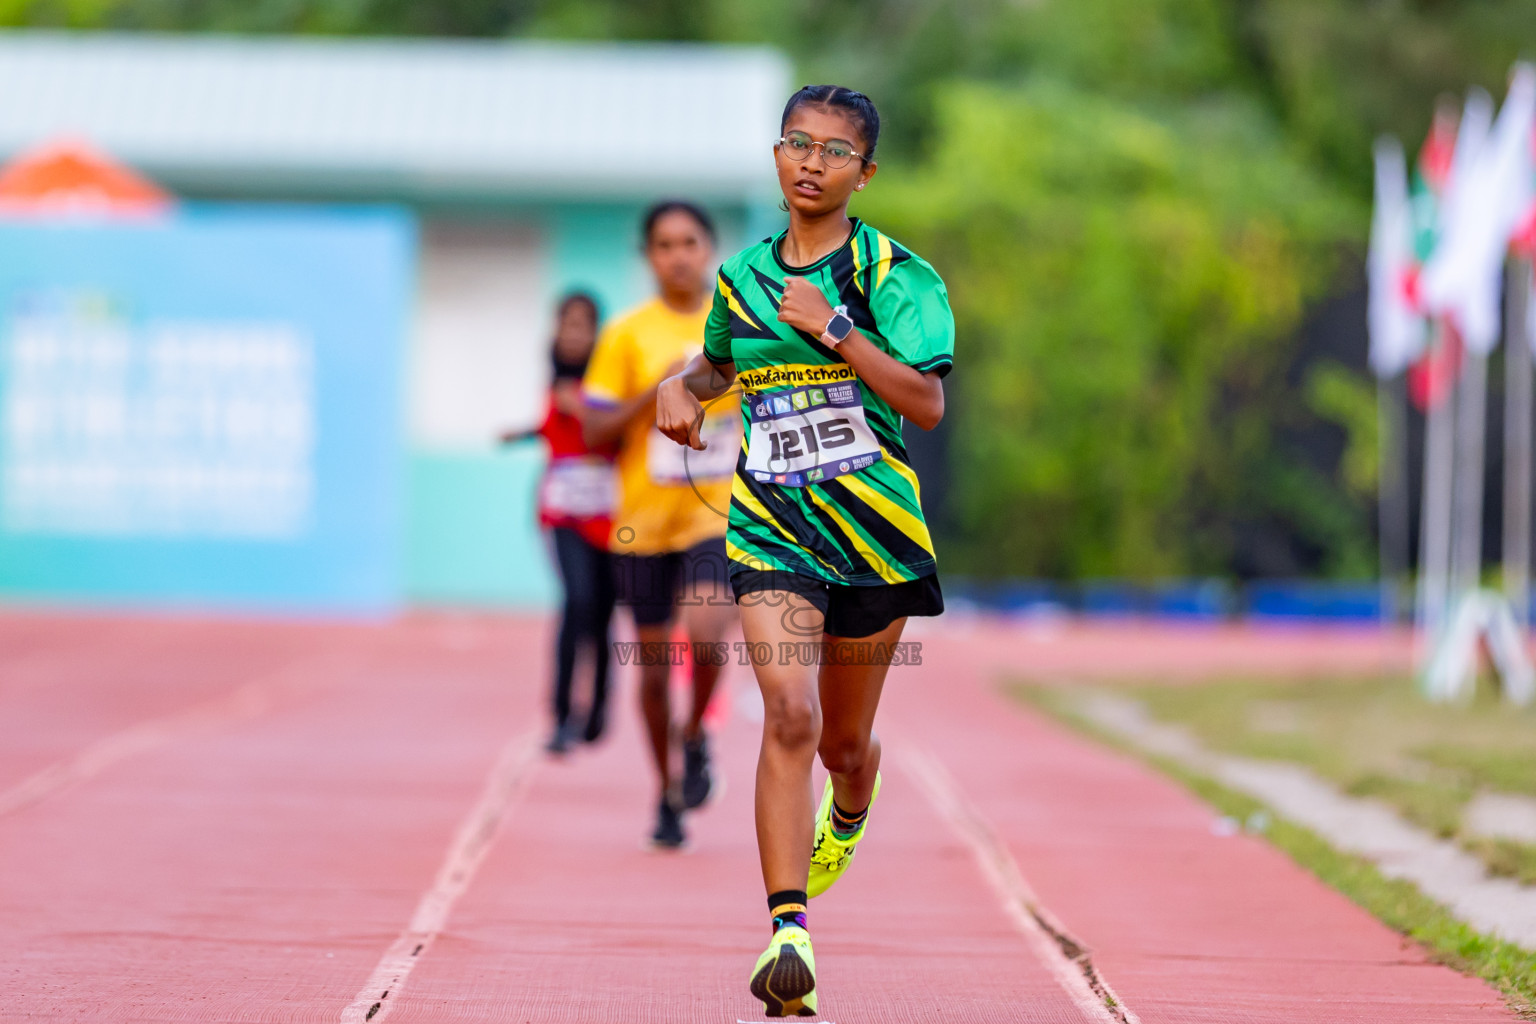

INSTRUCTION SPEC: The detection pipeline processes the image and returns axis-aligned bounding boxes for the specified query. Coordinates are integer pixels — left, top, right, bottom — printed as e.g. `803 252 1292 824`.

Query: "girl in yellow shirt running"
583 201 741 849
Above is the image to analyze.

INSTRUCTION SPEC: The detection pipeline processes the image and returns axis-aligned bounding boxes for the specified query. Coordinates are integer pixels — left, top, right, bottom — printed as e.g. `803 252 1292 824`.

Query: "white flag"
1368 137 1423 377
1420 86 1494 349
1422 69 1536 354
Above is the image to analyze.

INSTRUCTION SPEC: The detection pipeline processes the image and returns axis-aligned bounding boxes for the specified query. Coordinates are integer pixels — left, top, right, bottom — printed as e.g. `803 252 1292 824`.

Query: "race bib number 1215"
744 380 883 487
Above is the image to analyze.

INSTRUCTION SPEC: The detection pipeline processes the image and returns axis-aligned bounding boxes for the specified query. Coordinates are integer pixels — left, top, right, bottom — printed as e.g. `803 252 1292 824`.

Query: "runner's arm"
581 388 657 448
582 355 690 447
656 353 735 451
777 277 945 430
834 334 944 430
502 382 582 444
680 351 737 402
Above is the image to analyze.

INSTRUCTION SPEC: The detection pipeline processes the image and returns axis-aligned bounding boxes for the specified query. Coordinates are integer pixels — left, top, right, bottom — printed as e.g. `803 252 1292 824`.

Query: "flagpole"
1418 322 1457 662
1379 373 1411 623
1505 256 1534 626
1450 343 1488 612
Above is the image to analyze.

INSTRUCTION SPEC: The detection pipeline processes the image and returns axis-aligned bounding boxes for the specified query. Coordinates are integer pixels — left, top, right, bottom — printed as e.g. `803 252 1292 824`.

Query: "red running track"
0 610 1516 1023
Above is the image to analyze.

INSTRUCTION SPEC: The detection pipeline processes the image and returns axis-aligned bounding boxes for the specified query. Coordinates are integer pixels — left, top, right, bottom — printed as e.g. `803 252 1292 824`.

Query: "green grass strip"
1014 685 1536 1020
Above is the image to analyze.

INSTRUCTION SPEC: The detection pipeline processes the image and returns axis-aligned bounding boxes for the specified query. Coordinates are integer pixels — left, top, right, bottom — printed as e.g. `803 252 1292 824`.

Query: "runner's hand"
656 374 708 451
778 277 836 336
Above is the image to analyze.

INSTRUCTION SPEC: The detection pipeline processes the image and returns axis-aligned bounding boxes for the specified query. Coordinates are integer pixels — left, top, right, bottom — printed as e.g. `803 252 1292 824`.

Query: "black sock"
767 889 808 933
830 800 868 839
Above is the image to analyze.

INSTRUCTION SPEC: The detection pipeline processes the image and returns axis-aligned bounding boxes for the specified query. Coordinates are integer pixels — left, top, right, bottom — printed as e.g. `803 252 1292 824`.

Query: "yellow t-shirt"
581 297 738 555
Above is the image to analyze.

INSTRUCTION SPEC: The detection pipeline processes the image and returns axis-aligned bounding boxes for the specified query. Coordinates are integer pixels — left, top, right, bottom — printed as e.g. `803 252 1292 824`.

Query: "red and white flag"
1421 67 1536 354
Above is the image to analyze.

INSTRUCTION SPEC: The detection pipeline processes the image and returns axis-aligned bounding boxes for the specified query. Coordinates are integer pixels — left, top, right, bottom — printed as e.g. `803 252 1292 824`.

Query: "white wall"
409 220 549 450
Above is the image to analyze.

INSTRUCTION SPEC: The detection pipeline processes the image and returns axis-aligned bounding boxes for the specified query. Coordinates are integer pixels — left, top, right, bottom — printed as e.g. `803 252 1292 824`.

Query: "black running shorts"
614 536 729 628
729 569 943 639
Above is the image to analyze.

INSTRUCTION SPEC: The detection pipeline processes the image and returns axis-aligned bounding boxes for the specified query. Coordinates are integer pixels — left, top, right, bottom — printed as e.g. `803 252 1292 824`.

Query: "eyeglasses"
777 131 864 169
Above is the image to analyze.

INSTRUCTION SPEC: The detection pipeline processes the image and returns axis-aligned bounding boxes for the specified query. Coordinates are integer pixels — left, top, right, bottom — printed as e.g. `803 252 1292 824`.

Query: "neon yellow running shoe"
807 771 881 898
749 925 817 1017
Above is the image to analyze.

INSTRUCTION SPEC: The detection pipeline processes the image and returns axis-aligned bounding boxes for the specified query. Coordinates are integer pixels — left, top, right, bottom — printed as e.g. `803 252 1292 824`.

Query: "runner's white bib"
647 415 741 485
540 456 615 518
744 380 883 487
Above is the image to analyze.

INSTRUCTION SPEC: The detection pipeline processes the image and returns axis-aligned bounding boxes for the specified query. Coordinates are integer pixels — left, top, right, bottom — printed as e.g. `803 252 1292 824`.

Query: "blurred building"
0 32 788 609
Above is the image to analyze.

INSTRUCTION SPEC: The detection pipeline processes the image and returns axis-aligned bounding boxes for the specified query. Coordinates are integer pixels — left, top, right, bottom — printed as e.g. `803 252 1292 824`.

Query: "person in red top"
501 292 618 754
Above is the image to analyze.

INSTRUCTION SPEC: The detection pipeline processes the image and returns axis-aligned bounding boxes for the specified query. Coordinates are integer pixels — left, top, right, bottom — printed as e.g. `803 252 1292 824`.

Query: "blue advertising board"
0 205 415 614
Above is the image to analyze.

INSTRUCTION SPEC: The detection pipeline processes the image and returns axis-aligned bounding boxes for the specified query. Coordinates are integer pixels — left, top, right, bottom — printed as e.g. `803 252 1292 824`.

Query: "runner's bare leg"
818 618 906 814
682 576 734 740
740 590 824 893
635 621 675 795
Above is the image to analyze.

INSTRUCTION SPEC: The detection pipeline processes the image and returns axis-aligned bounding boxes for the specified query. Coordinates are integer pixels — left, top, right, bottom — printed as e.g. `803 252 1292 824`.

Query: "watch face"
827 313 854 341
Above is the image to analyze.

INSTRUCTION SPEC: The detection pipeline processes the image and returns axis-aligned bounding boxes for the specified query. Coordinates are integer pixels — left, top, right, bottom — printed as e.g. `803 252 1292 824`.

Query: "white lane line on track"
898 743 1141 1024
340 730 542 1024
0 655 337 819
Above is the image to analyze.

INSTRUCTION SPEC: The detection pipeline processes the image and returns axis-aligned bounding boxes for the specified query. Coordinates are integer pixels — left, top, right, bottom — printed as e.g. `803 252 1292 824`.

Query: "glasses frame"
776 131 866 168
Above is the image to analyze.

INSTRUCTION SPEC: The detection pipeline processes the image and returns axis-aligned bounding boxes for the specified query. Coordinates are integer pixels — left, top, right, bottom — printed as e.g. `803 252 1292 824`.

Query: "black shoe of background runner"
581 705 606 744
681 732 713 809
544 721 577 756
650 796 686 849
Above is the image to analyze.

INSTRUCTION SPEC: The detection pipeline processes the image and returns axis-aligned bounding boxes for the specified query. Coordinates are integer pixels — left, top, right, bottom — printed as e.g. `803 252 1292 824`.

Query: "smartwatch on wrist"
822 306 854 348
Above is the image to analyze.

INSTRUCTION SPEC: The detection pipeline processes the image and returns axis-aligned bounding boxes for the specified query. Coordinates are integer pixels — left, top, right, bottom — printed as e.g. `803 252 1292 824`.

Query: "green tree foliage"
1243 0 1536 190
861 81 1366 578
0 0 528 34
1306 361 1380 502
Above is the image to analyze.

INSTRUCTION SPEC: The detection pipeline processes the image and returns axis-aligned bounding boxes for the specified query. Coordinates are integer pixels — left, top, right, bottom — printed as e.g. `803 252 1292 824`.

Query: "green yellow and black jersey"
702 218 955 587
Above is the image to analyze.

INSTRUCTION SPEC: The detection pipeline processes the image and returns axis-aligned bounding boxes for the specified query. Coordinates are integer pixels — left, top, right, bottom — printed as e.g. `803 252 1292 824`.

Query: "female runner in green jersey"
656 85 954 1018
